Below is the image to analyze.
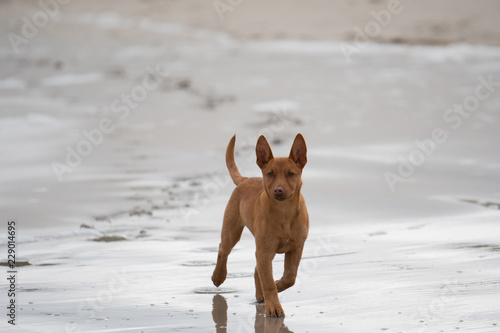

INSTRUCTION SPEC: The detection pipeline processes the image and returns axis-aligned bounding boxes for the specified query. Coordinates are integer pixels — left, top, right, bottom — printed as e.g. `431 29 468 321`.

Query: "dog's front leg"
276 247 303 293
255 248 285 317
254 265 264 303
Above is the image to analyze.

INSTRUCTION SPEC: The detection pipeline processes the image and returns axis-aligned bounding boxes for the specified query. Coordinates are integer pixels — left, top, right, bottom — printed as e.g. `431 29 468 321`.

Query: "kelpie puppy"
212 134 309 317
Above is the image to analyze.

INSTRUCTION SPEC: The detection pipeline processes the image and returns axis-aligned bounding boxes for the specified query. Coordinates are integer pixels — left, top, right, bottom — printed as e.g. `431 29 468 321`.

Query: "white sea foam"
0 233 38 245
253 99 299 113
247 40 500 63
0 78 26 90
0 113 61 130
0 96 66 108
42 72 104 86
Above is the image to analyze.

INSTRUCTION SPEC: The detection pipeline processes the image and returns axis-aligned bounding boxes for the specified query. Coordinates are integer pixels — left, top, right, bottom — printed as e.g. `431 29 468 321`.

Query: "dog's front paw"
211 268 227 287
255 283 264 303
265 301 285 317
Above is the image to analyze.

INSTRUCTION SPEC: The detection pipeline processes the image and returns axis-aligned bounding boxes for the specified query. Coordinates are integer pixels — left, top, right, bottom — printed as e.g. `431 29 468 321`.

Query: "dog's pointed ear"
256 135 274 169
289 133 307 168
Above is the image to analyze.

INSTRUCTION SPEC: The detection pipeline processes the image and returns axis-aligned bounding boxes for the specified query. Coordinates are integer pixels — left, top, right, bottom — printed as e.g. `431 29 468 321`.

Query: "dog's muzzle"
273 186 286 201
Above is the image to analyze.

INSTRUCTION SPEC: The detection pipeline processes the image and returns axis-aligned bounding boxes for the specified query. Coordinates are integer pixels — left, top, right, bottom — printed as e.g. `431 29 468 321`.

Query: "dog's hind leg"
212 202 244 287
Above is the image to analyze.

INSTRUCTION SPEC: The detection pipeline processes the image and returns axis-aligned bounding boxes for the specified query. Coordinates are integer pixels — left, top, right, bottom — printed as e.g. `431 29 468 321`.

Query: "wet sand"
1 1 500 332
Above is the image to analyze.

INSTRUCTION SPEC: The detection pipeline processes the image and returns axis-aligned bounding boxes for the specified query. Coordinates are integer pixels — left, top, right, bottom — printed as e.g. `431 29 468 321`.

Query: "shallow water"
1 3 500 332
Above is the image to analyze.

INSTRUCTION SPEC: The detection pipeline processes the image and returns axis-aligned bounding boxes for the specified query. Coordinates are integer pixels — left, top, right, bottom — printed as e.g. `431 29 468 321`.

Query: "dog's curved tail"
226 135 247 186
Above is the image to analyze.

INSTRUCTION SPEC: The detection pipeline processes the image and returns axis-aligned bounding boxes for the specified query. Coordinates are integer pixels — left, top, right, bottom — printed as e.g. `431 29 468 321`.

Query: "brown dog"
212 134 309 317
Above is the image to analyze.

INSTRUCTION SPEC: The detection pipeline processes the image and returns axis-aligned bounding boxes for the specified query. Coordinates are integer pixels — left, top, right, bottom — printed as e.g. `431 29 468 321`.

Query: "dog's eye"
267 172 274 177
288 172 295 177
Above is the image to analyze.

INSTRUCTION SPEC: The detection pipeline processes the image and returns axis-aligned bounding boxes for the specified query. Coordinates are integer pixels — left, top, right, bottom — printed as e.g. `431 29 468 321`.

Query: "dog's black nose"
274 186 284 196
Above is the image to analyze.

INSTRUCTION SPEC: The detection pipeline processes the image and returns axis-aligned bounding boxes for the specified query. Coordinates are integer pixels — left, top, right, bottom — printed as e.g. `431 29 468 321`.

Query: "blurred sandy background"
3 0 500 44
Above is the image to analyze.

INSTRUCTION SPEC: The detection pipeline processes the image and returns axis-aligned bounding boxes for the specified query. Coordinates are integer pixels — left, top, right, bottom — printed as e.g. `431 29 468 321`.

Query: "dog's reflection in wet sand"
212 294 293 333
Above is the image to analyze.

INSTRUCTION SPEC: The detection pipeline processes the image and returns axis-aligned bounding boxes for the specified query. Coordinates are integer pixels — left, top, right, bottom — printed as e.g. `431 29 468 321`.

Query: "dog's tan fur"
212 134 309 317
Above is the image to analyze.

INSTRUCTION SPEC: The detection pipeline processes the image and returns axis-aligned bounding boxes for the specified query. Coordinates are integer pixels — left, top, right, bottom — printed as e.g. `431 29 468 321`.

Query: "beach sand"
1 1 500 332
